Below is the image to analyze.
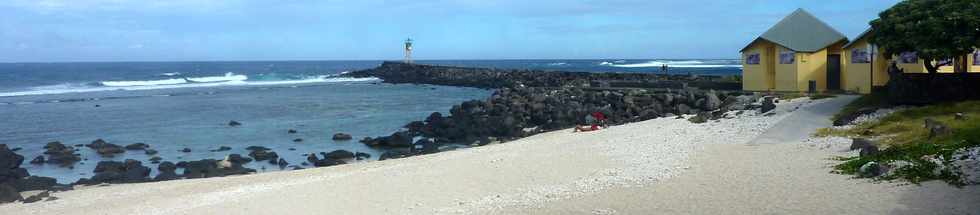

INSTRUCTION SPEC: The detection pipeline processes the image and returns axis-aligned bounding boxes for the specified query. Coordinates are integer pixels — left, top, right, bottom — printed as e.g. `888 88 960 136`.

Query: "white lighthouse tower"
404 38 413 64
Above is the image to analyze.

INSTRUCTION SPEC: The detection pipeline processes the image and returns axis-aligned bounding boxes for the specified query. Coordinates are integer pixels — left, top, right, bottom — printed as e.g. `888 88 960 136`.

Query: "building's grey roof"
842 28 873 48
740 8 848 53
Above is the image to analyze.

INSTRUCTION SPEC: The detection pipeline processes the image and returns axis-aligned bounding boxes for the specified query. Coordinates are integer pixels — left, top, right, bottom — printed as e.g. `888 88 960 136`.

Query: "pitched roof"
842 28 873 48
740 8 848 53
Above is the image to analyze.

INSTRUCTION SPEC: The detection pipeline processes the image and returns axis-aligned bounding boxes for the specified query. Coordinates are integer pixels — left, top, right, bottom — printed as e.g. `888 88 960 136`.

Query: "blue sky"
1 0 899 62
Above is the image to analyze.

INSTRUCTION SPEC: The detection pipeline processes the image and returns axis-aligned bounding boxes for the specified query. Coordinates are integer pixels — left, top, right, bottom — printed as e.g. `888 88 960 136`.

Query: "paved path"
749 95 857 145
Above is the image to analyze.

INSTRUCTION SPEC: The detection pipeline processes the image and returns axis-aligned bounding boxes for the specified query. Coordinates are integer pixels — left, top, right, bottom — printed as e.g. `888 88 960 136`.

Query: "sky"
0 0 900 62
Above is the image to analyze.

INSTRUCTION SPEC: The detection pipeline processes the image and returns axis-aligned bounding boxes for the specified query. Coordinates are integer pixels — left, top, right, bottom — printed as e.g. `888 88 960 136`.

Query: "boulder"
145 149 159 155
277 158 289 169
86 139 125 157
293 138 303 142
306 154 345 167
210 146 232 152
181 159 255 179
124 143 149 150
859 144 880 157
355 152 371 160
0 144 27 183
228 120 242 127
687 111 712 124
154 162 180 181
226 154 252 164
411 139 439 154
287 129 298 134
332 133 353 141
0 184 21 204
849 138 875 151
858 161 884 177
245 146 270 151
30 156 45 165
704 90 722 110
760 97 777 114
180 148 192 153
248 150 279 161
924 118 951 139
12 176 58 192
379 149 413 161
22 191 49 203
321 150 355 160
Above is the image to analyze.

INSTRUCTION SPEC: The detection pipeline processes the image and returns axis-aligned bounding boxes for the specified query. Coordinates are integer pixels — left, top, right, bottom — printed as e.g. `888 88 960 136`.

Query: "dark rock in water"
293 138 303 142
355 152 371 160
0 144 27 183
124 143 149 150
288 129 298 134
321 150 355 160
181 159 255 179
277 158 288 169
245 146 270 151
924 118 951 139
180 148 192 153
363 131 414 148
0 184 22 203
77 159 151 185
288 148 296 151
226 154 252 164
13 176 57 192
306 154 345 167
228 120 242 127
332 133 353 140
154 162 180 181
44 141 67 152
210 146 232 152
22 191 49 203
379 149 413 161
86 139 125 157
45 148 81 167
248 150 279 161
30 156 45 165
760 97 777 114
149 156 163 163
411 139 439 154
145 149 159 155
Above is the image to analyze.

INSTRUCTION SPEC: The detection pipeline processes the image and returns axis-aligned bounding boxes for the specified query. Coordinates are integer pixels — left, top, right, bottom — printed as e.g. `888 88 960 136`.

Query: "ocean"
0 59 741 183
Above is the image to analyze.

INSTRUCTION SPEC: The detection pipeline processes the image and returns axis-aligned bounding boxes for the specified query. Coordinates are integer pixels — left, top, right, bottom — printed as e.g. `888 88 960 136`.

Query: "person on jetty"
575 111 607 132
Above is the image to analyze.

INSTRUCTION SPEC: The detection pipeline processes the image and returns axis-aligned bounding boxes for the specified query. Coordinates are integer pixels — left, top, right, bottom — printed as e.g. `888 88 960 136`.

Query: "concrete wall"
741 40 774 91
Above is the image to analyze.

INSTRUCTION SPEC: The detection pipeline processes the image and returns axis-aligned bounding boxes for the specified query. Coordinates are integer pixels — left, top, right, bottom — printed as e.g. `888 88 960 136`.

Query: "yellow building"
740 9 848 92
842 29 980 93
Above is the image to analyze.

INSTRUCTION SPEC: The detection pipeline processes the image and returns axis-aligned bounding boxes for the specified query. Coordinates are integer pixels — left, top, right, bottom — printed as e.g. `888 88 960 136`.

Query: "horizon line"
0 58 741 64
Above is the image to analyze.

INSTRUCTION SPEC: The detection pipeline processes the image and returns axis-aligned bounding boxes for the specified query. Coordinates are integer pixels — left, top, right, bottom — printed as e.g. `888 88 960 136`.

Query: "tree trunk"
955 55 968 73
923 58 939 75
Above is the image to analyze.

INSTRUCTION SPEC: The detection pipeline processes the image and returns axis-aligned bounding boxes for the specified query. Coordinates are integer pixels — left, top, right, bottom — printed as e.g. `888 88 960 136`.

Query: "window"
745 53 760 65
851 48 870 63
899 52 918 64
974 50 980 66
779 51 795 64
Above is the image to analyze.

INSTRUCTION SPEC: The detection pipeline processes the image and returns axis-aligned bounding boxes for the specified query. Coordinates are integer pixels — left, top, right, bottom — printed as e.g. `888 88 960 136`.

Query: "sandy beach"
2 96 977 215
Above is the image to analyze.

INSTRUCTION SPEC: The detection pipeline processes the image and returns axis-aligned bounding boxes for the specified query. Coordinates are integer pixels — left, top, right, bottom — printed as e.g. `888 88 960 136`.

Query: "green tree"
870 0 980 74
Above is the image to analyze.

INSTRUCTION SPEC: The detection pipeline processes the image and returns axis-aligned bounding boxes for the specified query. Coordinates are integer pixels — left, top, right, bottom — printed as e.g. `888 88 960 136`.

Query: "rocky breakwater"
1 144 70 203
345 62 760 159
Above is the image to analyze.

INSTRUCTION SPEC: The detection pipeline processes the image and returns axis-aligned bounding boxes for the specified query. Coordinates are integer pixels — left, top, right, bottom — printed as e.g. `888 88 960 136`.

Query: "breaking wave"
0 74 379 97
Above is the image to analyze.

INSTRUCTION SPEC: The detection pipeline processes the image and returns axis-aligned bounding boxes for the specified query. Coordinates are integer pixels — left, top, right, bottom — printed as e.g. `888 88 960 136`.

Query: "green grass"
823 100 980 185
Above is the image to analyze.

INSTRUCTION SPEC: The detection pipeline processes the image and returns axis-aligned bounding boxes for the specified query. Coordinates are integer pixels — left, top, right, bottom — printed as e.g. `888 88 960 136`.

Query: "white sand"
2 96 977 215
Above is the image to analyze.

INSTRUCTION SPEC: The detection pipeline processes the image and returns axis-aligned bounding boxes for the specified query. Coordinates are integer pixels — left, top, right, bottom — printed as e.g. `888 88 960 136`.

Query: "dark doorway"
827 54 841 91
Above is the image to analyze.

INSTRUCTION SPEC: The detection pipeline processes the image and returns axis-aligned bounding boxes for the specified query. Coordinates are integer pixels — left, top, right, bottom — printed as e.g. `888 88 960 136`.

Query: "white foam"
101 78 188 87
606 60 742 68
159 72 182 77
186 72 248 83
547 62 569 66
598 62 614 66
0 76 380 97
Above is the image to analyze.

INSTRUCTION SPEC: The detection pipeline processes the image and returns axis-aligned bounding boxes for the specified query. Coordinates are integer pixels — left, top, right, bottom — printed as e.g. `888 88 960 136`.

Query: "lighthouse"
404 38 413 64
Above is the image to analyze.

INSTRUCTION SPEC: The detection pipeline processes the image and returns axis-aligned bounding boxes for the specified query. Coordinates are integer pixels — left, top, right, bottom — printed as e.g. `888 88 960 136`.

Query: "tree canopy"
870 0 980 73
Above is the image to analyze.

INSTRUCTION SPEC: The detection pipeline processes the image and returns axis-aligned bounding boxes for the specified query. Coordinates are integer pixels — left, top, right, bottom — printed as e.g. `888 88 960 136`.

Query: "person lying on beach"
574 124 600 132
